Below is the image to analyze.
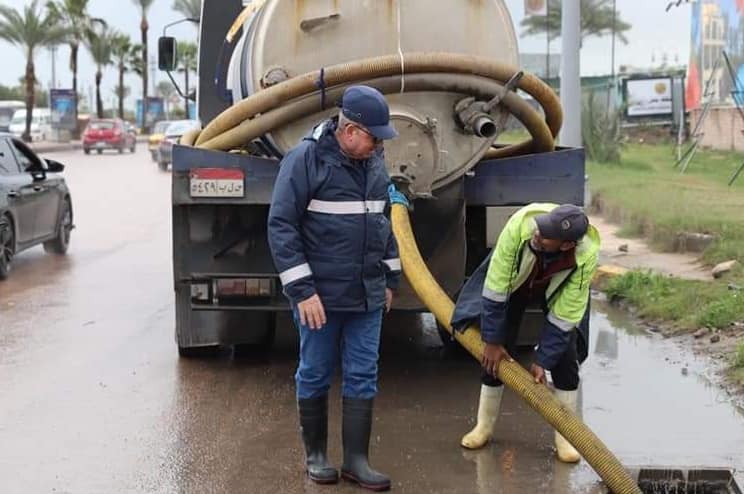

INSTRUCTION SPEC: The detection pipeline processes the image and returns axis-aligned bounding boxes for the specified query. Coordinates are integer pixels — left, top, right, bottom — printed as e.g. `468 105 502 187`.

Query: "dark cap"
534 204 589 242
340 85 398 140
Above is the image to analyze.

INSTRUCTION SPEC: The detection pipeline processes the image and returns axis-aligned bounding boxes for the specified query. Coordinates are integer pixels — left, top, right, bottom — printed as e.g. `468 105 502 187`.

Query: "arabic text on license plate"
189 169 245 198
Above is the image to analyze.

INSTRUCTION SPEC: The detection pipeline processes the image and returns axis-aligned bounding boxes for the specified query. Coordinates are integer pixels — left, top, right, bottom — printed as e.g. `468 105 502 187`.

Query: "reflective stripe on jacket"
267 119 401 312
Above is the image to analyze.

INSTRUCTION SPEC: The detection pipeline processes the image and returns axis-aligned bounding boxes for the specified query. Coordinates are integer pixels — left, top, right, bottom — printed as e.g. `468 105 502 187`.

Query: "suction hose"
194 52 562 160
390 204 641 494
196 74 555 160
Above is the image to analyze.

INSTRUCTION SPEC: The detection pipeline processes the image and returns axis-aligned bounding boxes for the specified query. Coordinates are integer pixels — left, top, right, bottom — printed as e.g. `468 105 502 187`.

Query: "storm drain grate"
603 468 741 494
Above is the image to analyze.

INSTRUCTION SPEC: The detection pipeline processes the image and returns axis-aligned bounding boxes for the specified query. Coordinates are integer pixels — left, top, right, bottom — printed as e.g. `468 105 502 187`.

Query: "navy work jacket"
267 119 401 312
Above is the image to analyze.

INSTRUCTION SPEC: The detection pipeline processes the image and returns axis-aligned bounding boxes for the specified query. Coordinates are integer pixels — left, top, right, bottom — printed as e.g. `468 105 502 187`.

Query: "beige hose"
390 204 641 494
194 52 562 156
197 74 555 158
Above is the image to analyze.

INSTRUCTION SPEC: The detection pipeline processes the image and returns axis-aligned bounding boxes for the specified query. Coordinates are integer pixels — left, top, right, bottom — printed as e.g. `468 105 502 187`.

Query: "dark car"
0 133 73 279
157 120 200 171
82 119 136 154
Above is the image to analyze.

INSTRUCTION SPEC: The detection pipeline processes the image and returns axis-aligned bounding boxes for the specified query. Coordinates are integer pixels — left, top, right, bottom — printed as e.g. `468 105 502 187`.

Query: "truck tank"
226 0 519 197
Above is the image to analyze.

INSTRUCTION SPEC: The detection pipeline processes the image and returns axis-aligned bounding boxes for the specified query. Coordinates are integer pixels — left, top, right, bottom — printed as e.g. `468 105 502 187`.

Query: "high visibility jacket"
481 203 600 368
267 119 401 312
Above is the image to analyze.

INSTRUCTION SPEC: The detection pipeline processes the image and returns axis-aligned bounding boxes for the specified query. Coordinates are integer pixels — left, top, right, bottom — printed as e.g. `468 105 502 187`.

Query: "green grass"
736 341 744 368
588 143 744 265
593 142 744 341
603 270 744 331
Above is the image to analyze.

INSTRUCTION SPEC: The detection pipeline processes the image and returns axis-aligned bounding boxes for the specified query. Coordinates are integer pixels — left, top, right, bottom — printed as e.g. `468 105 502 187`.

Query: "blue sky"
0 0 692 112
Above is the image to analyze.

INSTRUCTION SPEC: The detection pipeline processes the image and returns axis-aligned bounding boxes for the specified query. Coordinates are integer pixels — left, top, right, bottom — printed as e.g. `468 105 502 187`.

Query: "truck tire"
178 345 220 358
158 161 168 171
0 216 15 280
233 312 277 358
43 199 72 255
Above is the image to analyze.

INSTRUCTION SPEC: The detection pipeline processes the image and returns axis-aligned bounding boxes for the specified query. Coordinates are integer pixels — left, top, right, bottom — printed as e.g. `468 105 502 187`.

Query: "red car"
82 119 137 154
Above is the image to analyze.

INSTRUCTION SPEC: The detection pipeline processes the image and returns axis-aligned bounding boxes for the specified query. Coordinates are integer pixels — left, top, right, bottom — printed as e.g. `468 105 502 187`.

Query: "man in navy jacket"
268 85 400 491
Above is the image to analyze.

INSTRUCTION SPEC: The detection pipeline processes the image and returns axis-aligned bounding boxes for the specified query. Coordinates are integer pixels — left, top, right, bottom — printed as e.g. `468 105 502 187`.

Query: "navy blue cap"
340 85 398 140
535 204 589 242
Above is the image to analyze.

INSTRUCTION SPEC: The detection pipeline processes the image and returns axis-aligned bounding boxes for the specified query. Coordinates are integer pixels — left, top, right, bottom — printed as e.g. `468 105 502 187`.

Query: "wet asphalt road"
1 147 743 494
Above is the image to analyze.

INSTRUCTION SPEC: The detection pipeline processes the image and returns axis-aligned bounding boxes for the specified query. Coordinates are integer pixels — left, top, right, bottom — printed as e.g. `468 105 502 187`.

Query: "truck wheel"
84 148 90 155
158 161 168 171
233 312 277 358
118 147 124 154
43 199 72 254
0 216 15 280
178 345 220 358
96 149 102 155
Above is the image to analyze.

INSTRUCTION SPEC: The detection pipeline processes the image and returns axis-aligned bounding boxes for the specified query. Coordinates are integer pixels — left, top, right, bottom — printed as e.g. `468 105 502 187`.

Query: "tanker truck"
160 0 584 357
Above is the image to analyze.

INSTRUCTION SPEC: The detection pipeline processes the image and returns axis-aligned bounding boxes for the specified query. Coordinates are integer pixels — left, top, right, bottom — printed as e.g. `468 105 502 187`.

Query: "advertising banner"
686 1 744 110
136 97 166 129
624 77 674 117
49 89 77 130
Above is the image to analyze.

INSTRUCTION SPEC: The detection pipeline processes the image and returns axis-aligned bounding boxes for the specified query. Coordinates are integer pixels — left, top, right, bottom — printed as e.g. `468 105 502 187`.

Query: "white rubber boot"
460 385 503 449
554 389 581 463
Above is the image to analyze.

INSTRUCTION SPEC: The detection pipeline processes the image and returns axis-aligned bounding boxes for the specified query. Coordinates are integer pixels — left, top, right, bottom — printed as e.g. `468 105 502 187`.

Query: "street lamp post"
559 0 581 147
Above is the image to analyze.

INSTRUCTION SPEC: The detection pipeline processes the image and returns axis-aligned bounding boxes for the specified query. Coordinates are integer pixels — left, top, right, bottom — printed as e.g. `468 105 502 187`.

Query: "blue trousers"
293 309 384 400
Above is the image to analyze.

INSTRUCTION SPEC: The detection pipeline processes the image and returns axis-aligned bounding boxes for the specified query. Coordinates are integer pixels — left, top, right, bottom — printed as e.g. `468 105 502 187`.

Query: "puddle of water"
571 301 744 492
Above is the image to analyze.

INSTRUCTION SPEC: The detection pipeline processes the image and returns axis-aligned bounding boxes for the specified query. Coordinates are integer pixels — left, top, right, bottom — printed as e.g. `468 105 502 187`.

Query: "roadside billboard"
49 89 77 130
624 77 674 118
686 0 744 110
136 97 165 129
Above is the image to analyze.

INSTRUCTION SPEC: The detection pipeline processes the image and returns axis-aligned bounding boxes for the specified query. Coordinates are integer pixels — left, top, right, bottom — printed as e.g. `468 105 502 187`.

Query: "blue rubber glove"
388 184 410 208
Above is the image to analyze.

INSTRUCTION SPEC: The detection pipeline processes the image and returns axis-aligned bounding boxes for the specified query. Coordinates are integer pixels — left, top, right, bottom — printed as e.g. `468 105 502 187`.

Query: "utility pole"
609 0 616 110
546 1 550 81
149 55 157 96
50 45 57 89
559 0 581 147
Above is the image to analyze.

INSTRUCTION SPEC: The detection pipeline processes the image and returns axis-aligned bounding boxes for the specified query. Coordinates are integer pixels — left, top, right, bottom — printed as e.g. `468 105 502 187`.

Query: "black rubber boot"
298 396 338 484
341 397 391 492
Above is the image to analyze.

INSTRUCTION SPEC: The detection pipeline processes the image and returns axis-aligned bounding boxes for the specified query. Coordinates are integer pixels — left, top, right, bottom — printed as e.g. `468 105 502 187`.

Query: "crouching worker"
451 203 599 463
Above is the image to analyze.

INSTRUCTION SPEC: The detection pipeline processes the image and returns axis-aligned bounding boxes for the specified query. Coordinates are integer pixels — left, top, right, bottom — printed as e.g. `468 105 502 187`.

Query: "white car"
9 108 52 142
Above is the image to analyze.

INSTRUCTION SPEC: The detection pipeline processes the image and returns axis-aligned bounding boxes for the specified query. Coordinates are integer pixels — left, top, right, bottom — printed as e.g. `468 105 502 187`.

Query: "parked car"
148 120 171 162
9 108 52 142
0 101 25 133
82 119 136 154
0 132 73 279
157 120 200 171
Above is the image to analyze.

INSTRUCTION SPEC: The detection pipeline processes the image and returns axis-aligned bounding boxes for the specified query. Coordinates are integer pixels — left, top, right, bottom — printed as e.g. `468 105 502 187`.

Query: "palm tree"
172 0 201 22
178 41 198 117
111 33 138 119
156 80 175 118
521 0 631 45
131 0 156 132
0 1 69 141
86 26 113 118
46 0 105 133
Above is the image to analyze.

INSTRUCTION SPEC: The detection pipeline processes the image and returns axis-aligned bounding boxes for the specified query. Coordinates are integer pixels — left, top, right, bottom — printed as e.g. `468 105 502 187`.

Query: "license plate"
190 168 245 198
96 142 106 148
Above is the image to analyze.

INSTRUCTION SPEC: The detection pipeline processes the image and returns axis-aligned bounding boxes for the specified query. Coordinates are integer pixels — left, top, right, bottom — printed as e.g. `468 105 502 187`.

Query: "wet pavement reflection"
0 149 742 493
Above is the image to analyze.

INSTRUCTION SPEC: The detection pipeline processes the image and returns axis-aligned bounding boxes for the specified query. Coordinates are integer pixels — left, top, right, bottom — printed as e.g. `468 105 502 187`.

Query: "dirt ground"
591 214 744 405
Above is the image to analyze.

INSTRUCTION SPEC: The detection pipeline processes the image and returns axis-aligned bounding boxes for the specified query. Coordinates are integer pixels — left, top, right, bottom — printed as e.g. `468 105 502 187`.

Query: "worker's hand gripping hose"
390 203 642 494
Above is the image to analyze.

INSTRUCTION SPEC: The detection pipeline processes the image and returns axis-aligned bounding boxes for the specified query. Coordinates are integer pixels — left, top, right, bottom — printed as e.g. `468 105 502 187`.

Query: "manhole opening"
606 468 741 494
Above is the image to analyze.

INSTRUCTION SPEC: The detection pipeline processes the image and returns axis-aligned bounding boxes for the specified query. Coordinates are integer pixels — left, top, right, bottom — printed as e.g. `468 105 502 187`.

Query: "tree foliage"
0 0 69 140
520 0 632 44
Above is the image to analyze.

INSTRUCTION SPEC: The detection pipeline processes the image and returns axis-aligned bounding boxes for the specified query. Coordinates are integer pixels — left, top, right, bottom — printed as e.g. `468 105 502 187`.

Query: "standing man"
451 203 599 463
268 85 401 491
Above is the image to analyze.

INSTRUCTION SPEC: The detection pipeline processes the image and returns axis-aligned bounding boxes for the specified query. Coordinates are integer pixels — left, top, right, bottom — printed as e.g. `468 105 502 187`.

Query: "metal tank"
227 0 520 197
